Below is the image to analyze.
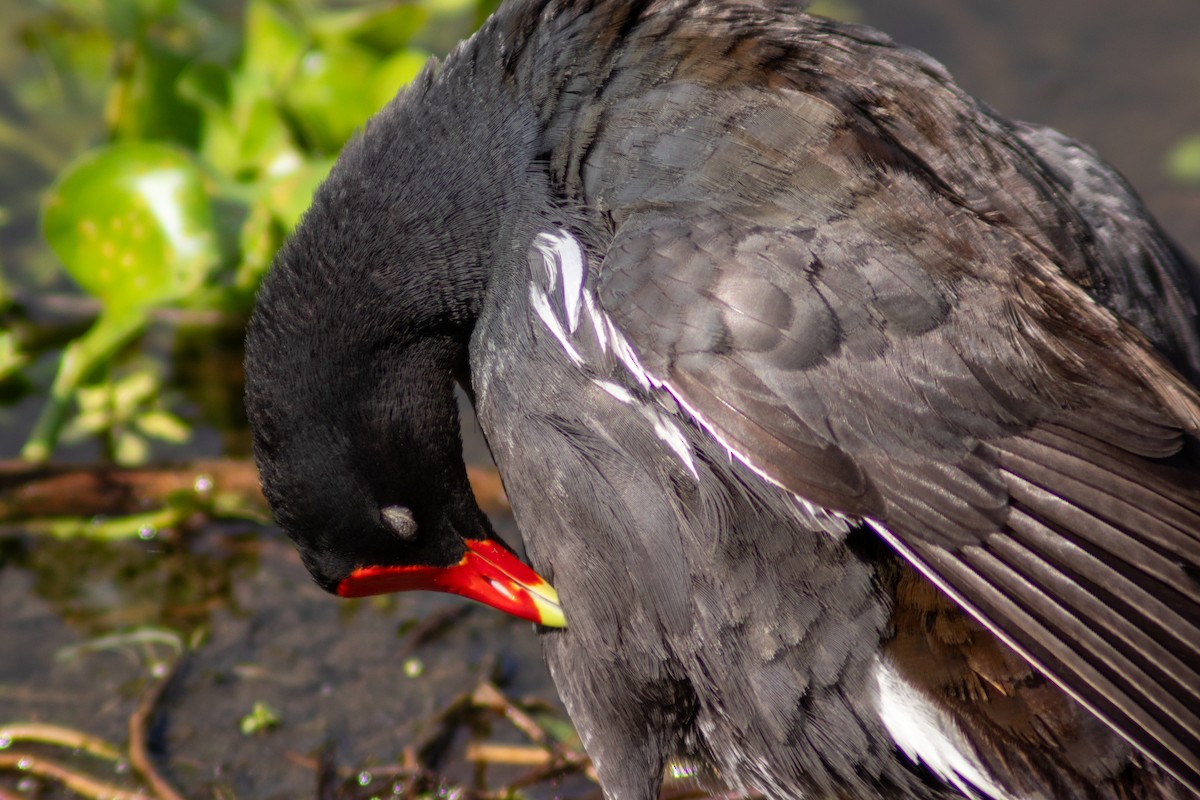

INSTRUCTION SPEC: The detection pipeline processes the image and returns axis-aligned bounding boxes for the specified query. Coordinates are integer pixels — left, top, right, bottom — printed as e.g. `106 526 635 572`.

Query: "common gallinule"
243 2 1200 799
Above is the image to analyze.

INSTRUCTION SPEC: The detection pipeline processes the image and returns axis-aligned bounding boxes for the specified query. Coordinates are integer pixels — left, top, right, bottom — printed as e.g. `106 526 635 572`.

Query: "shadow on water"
2 0 1198 798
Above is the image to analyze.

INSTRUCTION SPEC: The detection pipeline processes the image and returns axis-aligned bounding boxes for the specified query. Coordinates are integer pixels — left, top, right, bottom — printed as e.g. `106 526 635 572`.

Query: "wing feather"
584 38 1200 790
596 209 1200 793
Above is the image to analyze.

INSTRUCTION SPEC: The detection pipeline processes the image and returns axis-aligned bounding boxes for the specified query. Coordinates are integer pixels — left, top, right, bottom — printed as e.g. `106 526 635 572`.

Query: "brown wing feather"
594 137 1200 800
585 13 1200 790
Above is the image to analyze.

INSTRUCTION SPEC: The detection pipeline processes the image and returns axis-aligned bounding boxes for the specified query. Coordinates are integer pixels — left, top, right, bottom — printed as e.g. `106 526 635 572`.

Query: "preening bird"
243 2 1200 799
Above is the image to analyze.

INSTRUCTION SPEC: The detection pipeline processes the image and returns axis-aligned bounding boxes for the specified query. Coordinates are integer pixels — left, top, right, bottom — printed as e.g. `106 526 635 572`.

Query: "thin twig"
0 752 143 800
127 658 188 800
466 742 551 766
0 722 123 761
283 750 321 772
8 290 236 326
0 459 508 524
0 459 264 522
398 745 421 799
505 750 594 791
470 682 549 745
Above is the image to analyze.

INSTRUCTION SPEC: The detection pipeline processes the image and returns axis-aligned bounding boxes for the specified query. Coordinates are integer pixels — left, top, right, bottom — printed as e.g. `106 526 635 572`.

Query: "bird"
242 2 1200 799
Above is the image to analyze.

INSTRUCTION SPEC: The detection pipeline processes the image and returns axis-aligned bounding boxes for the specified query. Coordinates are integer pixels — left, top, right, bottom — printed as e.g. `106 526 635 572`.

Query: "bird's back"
474 3 1200 798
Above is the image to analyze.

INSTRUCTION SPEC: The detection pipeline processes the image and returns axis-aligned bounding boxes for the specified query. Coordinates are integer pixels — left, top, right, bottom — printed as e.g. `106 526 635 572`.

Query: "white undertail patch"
875 658 1014 800
864 517 1171 795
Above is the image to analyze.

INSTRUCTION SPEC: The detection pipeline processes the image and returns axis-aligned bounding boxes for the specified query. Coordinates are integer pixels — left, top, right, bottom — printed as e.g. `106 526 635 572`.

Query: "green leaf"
114 429 150 466
233 152 332 287
135 409 191 443
284 43 381 152
242 0 307 92
313 4 430 52
423 0 476 15
42 142 219 312
36 508 184 540
176 61 232 115
112 369 158 417
22 307 149 462
109 41 201 145
0 332 26 382
234 198 279 290
1166 134 1200 185
806 0 862 22
240 701 281 735
238 98 304 181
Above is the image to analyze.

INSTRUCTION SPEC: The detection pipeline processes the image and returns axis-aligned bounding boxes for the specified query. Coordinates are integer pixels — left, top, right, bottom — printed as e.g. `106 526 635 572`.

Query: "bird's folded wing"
596 193 1200 791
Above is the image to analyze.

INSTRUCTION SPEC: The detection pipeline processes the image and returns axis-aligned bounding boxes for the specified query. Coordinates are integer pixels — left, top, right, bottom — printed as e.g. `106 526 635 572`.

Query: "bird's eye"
380 505 418 541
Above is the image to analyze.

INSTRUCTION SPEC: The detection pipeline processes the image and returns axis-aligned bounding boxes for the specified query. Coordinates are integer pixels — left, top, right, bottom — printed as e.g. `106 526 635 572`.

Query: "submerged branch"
128 656 188 800
0 636 191 800
0 723 122 761
0 753 143 800
0 459 509 535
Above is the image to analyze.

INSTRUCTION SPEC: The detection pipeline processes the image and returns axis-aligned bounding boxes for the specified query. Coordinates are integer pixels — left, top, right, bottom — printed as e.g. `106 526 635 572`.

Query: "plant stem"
20 307 148 463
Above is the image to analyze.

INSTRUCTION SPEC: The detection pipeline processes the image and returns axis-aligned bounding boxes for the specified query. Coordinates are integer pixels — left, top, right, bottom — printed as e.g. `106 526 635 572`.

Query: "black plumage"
243 2 1200 799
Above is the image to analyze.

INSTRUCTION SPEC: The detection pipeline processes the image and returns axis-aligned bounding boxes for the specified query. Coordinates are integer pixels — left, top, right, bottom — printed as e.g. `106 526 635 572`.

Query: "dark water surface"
2 2 1198 798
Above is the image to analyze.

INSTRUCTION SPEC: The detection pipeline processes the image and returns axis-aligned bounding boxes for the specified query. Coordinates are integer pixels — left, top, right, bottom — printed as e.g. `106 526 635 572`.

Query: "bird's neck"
298 42 551 348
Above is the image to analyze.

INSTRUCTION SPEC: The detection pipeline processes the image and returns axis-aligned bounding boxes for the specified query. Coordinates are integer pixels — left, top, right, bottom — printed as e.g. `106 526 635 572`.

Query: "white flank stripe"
645 409 699 479
583 293 610 354
606 319 652 391
529 285 583 365
556 231 586 333
594 380 636 405
794 494 853 536
661 379 787 488
875 658 1014 800
528 229 849 531
531 230 586 333
530 233 559 290
658 377 855 537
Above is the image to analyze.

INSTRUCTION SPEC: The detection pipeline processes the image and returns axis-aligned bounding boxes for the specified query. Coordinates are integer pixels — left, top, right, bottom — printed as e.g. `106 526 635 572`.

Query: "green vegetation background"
0 0 502 468
2 0 1198 471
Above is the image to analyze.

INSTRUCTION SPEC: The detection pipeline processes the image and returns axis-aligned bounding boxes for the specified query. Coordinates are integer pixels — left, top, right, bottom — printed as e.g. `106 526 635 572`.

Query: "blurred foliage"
238 699 282 734
1 0 502 464
6 528 251 634
807 0 861 22
1166 133 1200 185
61 367 191 464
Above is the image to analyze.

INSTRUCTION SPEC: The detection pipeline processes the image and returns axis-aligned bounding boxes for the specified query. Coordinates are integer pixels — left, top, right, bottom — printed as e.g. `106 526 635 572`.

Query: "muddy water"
2 2 1198 798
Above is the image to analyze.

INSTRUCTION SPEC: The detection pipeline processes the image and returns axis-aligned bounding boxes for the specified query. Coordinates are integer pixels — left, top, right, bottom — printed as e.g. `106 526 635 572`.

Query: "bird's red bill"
337 538 566 627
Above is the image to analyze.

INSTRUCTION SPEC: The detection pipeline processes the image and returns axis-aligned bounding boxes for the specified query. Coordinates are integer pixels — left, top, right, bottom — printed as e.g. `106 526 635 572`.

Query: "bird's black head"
242 48 564 626
245 289 466 593
245 241 564 626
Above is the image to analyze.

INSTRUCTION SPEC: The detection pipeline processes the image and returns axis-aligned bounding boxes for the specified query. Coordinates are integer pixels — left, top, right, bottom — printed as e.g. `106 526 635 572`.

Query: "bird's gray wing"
594 155 1200 795
562 19 1200 785
1012 121 1200 382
